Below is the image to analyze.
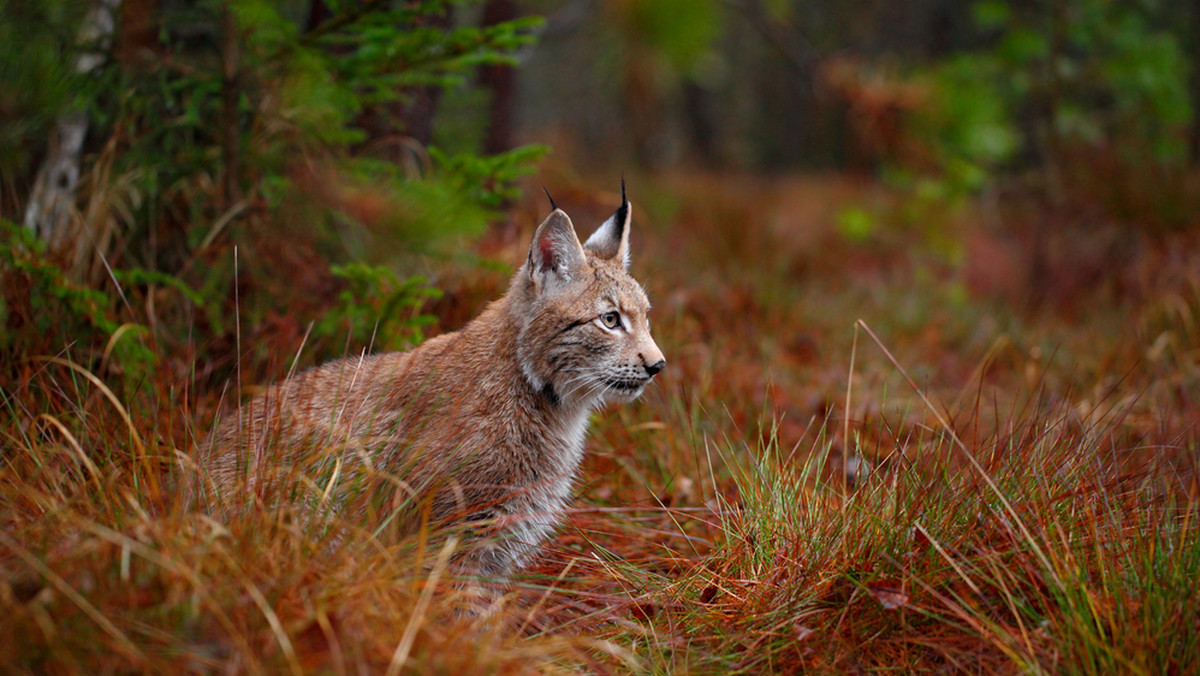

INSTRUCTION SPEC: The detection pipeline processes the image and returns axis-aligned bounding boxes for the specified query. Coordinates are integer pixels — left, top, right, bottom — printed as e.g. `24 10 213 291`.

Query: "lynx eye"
599 311 621 330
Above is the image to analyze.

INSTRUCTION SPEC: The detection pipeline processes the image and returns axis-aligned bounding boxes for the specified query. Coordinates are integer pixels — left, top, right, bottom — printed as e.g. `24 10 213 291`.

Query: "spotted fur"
197 192 665 578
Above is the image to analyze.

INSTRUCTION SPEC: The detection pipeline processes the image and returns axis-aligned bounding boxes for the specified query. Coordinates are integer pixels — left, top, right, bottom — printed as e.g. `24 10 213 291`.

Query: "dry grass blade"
387 535 458 675
33 413 103 492
0 529 145 664
844 319 861 494
73 518 264 672
518 557 578 635
31 356 151 485
100 323 147 364
228 558 303 676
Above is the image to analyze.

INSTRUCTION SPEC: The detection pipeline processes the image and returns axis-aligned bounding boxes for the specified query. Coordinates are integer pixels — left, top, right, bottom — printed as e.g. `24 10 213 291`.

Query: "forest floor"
3 169 1199 673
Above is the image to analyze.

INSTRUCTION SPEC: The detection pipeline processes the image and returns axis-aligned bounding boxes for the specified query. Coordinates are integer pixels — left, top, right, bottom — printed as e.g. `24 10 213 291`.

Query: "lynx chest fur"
199 188 665 577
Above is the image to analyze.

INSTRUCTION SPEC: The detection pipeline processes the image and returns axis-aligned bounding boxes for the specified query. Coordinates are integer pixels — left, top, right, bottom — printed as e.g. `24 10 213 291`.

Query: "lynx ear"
527 209 587 292
584 181 631 269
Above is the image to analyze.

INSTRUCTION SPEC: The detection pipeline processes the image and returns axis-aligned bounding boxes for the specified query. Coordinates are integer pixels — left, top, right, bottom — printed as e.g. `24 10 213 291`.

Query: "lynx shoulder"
197 186 665 577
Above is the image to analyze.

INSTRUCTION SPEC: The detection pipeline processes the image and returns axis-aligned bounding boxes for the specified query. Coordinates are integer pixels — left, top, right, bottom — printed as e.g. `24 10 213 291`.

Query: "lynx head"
515 185 665 408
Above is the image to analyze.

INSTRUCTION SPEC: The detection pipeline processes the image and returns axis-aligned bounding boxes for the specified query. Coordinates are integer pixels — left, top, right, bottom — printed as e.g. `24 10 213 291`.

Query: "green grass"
3 170 1198 673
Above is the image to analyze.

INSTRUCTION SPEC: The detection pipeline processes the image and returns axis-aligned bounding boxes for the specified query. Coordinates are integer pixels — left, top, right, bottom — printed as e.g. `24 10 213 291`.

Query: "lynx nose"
644 359 666 377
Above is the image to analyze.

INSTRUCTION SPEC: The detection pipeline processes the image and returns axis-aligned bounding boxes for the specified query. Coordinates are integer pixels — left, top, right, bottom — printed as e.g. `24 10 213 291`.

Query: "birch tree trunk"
23 0 122 249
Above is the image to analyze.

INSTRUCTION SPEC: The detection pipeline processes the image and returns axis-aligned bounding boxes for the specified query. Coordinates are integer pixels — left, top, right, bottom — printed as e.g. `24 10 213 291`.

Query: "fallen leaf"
868 582 909 610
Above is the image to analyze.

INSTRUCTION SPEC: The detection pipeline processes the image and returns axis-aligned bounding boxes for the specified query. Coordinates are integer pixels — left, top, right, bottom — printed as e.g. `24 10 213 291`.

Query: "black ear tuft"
582 179 632 266
613 179 629 239
542 187 559 212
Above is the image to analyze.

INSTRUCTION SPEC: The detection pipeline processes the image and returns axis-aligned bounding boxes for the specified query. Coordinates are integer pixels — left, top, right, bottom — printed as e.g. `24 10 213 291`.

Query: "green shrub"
0 219 118 362
314 262 442 353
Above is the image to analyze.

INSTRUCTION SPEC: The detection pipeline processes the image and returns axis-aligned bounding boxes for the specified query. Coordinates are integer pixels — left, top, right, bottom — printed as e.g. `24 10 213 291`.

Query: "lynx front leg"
444 511 549 618
457 510 554 580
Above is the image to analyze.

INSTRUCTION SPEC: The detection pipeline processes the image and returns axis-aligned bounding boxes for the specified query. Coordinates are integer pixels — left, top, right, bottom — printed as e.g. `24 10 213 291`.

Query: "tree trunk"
478 0 518 155
221 6 241 209
682 80 719 167
1191 0 1200 165
23 0 122 248
354 5 453 154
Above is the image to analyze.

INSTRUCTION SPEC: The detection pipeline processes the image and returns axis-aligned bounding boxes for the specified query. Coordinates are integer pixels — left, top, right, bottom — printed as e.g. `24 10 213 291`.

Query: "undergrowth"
605 375 1198 674
2 172 1198 673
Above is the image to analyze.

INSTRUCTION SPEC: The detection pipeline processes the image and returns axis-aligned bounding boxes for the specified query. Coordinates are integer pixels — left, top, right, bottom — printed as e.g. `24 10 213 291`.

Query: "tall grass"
592 370 1197 673
1 356 638 673
3 172 1198 673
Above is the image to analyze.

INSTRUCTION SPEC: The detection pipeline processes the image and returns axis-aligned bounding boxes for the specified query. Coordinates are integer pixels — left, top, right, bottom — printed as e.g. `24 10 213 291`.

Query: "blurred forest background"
3 0 1200 672
2 0 1199 381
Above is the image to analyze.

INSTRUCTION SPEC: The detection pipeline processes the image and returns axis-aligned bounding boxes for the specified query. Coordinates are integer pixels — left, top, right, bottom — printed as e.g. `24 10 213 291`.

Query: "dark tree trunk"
115 0 157 65
1191 0 1200 165
478 0 518 155
396 4 454 147
220 6 241 209
354 5 452 153
682 80 719 167
306 0 334 33
734 0 822 167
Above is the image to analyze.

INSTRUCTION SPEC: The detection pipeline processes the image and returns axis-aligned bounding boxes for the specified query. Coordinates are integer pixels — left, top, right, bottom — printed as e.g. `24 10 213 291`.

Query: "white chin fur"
607 384 646 403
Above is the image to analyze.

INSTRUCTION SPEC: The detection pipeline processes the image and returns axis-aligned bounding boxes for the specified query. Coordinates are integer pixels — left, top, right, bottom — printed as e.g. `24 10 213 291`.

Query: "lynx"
197 186 665 578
